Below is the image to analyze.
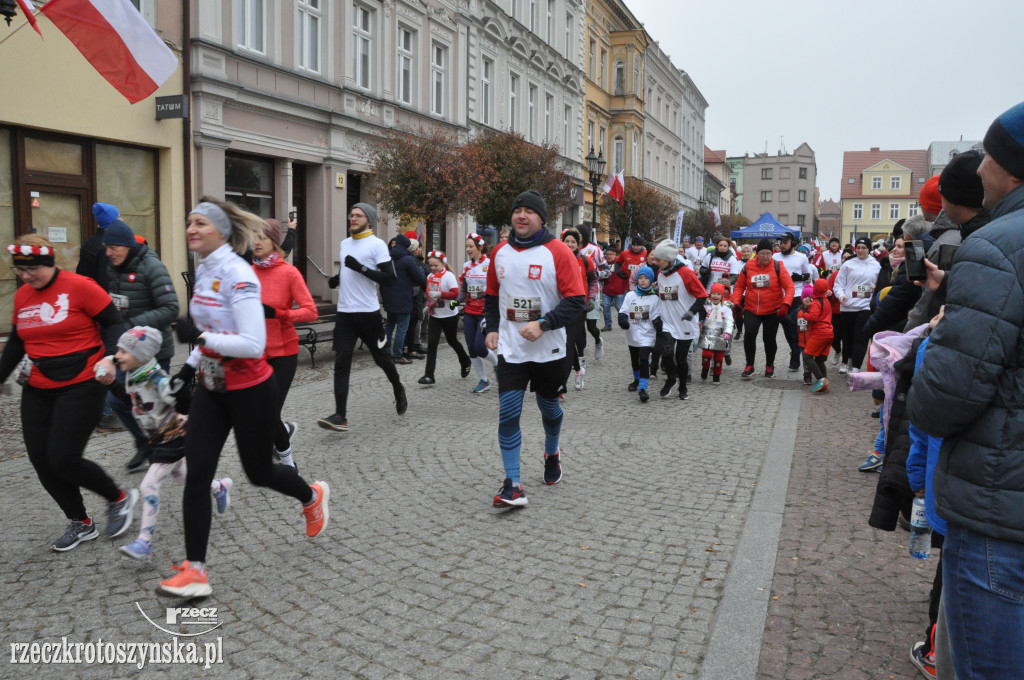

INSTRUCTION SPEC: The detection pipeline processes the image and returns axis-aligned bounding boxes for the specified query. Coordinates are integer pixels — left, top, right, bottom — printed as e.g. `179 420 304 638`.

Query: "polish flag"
712 206 721 227
41 0 178 104
602 170 625 206
16 0 42 37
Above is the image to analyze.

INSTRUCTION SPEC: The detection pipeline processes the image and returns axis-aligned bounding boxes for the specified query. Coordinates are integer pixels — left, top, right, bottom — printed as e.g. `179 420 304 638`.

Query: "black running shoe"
659 377 677 397
627 379 639 392
543 452 562 485
639 388 649 403
460 363 471 378
741 365 755 379
395 384 408 415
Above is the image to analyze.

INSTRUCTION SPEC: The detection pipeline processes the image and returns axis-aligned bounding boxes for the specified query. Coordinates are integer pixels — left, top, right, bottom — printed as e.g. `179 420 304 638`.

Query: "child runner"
618 266 662 402
104 327 232 560
698 283 734 384
650 239 708 400
798 279 834 392
418 251 471 385
460 233 498 393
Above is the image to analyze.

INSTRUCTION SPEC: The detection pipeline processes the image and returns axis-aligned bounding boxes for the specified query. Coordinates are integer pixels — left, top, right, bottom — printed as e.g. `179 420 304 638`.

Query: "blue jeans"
943 522 1024 679
384 312 411 358
108 358 171 453
602 293 625 326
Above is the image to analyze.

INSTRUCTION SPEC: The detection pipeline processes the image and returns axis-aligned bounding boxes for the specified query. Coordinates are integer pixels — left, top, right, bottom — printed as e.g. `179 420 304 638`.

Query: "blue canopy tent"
730 213 800 239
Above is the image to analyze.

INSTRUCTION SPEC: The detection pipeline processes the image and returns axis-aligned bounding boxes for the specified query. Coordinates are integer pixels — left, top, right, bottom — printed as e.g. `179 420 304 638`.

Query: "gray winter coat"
907 183 1024 543
106 245 179 362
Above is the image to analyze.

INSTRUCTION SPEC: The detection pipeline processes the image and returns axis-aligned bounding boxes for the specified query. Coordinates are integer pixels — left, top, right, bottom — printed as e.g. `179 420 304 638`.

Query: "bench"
294 314 335 368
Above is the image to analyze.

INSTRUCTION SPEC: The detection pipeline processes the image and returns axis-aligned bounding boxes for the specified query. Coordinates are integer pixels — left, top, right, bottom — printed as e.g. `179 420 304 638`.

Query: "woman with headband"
460 233 498 393
417 250 471 386
0 234 137 551
160 197 329 598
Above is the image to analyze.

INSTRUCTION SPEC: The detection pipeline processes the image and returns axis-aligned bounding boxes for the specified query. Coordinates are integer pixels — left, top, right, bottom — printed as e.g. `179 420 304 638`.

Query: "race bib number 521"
505 296 541 322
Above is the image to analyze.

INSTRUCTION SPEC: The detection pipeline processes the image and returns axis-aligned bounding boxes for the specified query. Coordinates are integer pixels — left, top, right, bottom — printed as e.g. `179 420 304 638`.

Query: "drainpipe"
182 0 195 288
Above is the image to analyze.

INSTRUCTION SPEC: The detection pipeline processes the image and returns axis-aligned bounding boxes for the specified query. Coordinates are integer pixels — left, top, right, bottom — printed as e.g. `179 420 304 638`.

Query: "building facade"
839 147 928 245
726 156 744 217
927 140 982 178
641 41 684 211
679 72 707 213
738 142 817 238
703 147 731 216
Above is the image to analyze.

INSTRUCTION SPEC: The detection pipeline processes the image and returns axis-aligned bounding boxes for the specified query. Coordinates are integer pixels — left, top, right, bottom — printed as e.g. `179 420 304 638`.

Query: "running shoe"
119 538 153 560
741 365 755 379
602 325 612 332
764 365 775 378
493 478 528 507
909 641 936 678
317 413 348 432
701 367 709 380
543 451 562 485
393 355 413 365
284 422 298 445
659 377 677 397
859 453 884 472
594 340 604 360
302 481 330 538
712 375 721 384
831 354 840 367
159 561 212 598
105 488 139 538
839 362 849 374
639 388 649 402
51 520 99 552
678 387 689 400
627 379 639 392
724 354 732 366
849 366 860 374
417 375 436 386
214 478 232 514
574 371 584 391
126 448 149 472
460 363 472 378
395 384 408 415
472 379 490 393
811 378 830 393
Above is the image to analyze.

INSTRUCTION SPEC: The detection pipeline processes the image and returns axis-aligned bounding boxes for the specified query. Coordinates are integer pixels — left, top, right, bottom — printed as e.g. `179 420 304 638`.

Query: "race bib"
854 284 872 298
827 264 840 273
467 284 484 299
628 264 639 274
659 285 678 301
110 293 129 313
198 355 227 393
797 318 808 331
752 274 770 289
629 304 649 320
505 296 541 322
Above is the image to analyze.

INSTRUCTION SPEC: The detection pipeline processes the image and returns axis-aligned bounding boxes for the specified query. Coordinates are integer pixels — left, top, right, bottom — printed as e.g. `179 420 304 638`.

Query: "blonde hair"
16 233 56 249
196 195 261 256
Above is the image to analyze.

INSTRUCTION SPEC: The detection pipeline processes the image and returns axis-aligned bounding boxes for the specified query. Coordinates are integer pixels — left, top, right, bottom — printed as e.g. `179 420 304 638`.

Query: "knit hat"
636 266 655 287
510 190 547 223
408 238 420 252
755 238 774 253
561 228 581 245
651 239 679 263
263 218 283 246
352 202 377 230
101 220 137 248
918 175 942 214
117 326 162 364
632 233 645 246
855 237 871 248
404 230 418 241
710 282 727 297
801 284 814 299
828 236 840 245
938 150 985 209
394 233 411 250
983 100 1024 180
92 202 119 228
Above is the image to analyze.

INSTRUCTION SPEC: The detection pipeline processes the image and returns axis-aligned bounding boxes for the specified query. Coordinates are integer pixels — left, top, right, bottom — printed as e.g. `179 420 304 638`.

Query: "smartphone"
937 243 958 271
905 239 927 282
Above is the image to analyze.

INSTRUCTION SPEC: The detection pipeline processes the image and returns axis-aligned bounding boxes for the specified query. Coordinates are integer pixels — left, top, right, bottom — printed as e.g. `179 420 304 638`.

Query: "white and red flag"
41 0 178 104
602 170 625 206
16 0 43 37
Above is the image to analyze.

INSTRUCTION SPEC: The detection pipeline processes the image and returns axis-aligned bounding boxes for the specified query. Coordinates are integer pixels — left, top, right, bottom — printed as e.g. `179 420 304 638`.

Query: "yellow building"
839 148 928 245
0 5 189 326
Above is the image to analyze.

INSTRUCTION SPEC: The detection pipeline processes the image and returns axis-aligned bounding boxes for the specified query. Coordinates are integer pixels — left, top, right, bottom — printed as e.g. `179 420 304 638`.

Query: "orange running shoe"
158 561 212 598
302 482 330 537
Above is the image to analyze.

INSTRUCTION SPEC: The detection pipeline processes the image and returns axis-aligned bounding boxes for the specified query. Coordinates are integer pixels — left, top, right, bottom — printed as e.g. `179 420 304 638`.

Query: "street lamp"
585 146 606 239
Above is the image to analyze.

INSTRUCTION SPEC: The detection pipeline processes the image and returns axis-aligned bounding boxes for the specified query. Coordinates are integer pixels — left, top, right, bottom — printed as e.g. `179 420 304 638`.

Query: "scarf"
253 252 281 269
888 254 905 269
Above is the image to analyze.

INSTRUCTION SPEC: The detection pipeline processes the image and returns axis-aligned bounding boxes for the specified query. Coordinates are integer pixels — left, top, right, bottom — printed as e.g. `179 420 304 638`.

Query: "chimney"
870 147 880 152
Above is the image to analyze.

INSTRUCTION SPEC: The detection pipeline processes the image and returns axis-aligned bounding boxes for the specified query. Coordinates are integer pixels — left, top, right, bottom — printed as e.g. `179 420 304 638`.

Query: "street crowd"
2 100 1024 680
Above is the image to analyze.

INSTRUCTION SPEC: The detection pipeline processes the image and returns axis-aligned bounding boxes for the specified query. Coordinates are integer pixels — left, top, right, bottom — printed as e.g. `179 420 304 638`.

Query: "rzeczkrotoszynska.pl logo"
136 603 223 637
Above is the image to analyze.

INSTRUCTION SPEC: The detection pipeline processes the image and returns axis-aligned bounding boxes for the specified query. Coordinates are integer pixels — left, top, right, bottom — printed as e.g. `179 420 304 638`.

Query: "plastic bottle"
909 496 932 559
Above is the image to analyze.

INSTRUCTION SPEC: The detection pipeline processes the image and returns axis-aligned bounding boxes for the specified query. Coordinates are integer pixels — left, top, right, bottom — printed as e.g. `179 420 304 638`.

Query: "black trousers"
22 380 120 521
268 354 298 452
183 376 313 562
742 313 780 367
424 314 471 378
660 335 693 385
628 345 653 379
778 298 802 365
332 311 402 419
841 309 872 368
566 317 587 372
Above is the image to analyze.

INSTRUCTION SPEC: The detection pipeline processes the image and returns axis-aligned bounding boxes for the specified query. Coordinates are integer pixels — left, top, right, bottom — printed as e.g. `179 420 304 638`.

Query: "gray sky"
630 0 1024 201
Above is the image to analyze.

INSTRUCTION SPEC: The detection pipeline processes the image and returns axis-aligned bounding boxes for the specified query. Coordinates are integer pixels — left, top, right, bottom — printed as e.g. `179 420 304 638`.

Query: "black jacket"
76 232 110 290
380 245 426 315
861 263 921 339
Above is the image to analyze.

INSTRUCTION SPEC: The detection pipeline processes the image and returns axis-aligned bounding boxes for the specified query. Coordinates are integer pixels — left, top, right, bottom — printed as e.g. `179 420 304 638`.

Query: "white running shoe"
574 371 584 391
839 362 849 374
594 341 604 361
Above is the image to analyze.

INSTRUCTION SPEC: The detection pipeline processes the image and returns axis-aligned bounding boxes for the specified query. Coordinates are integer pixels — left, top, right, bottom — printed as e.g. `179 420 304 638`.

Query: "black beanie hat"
394 233 411 249
756 238 774 253
983 101 1024 181
938 150 985 209
510 190 547 223
632 233 644 245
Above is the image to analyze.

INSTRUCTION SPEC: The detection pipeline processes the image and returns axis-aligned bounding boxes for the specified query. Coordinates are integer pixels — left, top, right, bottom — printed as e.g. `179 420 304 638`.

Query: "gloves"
448 300 460 311
170 364 196 414
263 304 277 319
427 290 441 300
778 303 791 318
618 312 630 330
344 255 364 273
682 310 695 322
586 298 596 313
721 333 732 342
617 270 628 280
174 317 202 345
328 274 339 289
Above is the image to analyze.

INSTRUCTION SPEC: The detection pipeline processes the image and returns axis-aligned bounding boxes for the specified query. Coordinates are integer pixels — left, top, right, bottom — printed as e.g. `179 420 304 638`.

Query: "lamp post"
585 146 607 239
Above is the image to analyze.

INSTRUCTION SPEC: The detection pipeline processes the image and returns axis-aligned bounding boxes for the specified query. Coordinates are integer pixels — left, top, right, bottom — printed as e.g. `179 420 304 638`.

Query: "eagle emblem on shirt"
528 265 542 280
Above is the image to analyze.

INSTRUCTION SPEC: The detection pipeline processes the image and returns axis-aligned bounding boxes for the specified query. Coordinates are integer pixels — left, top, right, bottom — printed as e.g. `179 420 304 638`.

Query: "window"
870 203 881 220
908 202 920 217
529 0 536 32
891 176 902 190
598 126 605 155
509 73 519 131
480 57 493 124
761 168 772 180
797 214 806 227
352 4 372 89
225 154 274 217
889 203 900 220
546 0 554 42
779 190 790 202
853 203 863 219
599 49 606 89
237 0 265 52
563 105 571 154
613 136 623 174
297 0 320 71
779 167 791 180
761 190 772 202
588 40 595 78
528 84 537 141
397 28 414 104
431 43 447 116
778 214 788 224
633 56 640 95
587 121 593 153
799 167 807 179
871 176 882 190
544 93 553 142
129 0 156 27
633 132 639 176
564 13 572 57
614 61 624 95
798 189 806 202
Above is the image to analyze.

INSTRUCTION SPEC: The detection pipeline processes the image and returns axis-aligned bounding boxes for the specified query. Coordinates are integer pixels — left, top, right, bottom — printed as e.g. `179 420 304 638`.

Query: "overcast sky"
630 0 1024 202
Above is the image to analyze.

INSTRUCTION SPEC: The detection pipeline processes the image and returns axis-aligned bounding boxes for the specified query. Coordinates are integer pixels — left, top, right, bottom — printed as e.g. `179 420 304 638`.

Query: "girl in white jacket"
833 237 881 372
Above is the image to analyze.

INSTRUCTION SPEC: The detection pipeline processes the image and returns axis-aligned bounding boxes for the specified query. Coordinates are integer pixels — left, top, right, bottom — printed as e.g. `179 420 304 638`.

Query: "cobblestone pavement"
0 326 930 679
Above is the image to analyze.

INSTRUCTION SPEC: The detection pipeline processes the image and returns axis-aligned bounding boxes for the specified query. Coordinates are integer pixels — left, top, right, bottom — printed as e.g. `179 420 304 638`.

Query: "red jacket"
798 278 834 345
731 258 794 315
253 259 318 358
826 269 841 315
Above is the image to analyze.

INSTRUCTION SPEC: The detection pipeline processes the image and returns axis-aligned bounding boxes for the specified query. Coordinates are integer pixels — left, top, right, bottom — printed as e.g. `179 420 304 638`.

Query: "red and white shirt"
427 270 460 318
460 255 489 316
657 262 708 341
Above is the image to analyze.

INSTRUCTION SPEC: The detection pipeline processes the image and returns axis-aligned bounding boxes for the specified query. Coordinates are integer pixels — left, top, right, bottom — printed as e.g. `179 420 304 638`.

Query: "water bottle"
908 497 932 559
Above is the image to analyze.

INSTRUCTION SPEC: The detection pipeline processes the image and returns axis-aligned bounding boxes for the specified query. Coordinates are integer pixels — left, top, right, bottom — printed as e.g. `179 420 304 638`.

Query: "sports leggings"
463 313 488 358
22 380 121 521
332 311 402 419
425 315 471 378
567 317 587 372
840 309 872 369
498 390 562 484
660 336 693 385
268 354 298 452
182 376 312 563
742 313 780 367
803 352 828 380
629 345 653 379
586 318 601 345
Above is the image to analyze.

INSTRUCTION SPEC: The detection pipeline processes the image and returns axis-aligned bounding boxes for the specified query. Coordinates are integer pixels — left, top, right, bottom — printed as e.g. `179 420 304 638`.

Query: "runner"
773 232 816 372
560 228 598 392
650 239 708 400
798 280 834 393
833 237 881 373
160 197 328 597
460 233 498 393
814 237 844 277
578 226 607 360
730 238 795 378
698 282 734 385
698 234 742 293
618 265 661 402
485 190 585 507
417 251 471 385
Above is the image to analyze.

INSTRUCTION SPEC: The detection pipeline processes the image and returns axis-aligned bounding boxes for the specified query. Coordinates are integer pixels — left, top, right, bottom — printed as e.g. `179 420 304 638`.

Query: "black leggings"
268 354 298 452
840 310 872 368
332 311 402 419
463 313 488 359
831 313 842 355
660 336 693 385
586 318 601 344
803 352 828 380
567 317 587 372
22 380 121 521
743 313 781 367
425 314 471 378
183 376 313 562
628 346 653 379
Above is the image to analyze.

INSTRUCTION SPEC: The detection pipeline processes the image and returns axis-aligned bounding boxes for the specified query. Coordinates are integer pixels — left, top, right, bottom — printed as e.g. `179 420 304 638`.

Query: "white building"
679 72 708 212
641 41 685 209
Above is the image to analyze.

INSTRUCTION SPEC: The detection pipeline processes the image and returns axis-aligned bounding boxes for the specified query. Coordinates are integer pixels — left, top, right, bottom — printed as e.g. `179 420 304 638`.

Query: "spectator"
77 202 117 291
380 233 426 365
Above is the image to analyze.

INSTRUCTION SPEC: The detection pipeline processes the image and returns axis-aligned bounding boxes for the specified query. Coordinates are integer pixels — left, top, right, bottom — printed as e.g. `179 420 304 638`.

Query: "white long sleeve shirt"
833 255 881 312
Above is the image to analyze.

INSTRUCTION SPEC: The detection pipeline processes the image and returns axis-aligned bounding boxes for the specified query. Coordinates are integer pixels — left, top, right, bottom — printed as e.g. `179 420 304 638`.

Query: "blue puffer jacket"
380 244 426 315
907 183 1024 543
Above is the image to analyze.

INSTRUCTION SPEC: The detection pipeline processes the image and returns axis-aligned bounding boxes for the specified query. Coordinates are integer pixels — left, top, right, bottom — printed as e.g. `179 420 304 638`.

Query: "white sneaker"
839 362 849 374
594 341 604 361
830 355 840 367
574 371 584 391
579 358 586 377
849 366 860 374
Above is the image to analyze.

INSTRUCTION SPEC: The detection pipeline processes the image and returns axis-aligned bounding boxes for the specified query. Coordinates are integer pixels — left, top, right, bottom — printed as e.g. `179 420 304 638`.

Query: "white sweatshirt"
833 255 881 312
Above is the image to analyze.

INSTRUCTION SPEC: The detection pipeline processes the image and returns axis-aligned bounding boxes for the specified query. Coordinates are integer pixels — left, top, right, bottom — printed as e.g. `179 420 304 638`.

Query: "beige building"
738 142 817 237
703 147 731 215
840 147 928 245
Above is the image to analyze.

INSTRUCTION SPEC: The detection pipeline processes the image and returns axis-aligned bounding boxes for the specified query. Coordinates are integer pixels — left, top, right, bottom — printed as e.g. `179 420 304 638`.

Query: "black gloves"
263 304 277 319
175 317 202 345
173 383 192 415
170 364 196 415
344 255 363 272
328 274 339 289
618 312 630 330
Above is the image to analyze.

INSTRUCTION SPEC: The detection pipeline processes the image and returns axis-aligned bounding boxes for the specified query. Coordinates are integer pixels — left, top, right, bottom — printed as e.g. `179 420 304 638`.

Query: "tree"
602 179 677 245
462 130 573 228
